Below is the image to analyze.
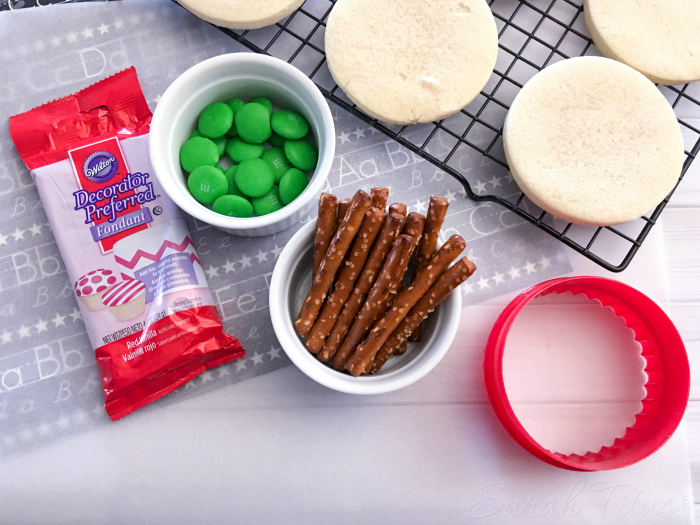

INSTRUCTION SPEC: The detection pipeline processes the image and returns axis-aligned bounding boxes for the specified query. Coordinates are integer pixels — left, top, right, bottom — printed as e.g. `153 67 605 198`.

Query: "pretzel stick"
345 235 467 376
383 212 425 352
409 197 449 341
389 203 407 216
331 197 354 289
295 191 372 336
331 235 413 370
357 213 424 373
313 193 338 279
337 198 351 227
371 187 389 210
305 207 385 353
317 213 406 363
362 291 400 373
393 340 408 356
370 257 476 373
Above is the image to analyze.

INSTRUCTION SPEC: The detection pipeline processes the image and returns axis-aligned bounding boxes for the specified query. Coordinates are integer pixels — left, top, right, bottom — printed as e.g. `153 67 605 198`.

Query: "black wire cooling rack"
215 0 700 272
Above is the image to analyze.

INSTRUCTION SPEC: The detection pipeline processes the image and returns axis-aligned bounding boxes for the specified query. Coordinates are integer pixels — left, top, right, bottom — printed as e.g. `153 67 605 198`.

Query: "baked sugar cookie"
584 0 700 85
178 0 305 30
325 0 498 125
504 57 684 227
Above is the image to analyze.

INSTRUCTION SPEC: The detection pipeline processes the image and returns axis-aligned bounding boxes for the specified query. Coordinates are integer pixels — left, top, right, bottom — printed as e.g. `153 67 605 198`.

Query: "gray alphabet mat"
0 0 571 454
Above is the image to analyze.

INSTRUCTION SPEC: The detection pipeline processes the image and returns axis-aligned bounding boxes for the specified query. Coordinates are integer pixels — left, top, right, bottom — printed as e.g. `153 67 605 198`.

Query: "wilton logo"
83 150 119 183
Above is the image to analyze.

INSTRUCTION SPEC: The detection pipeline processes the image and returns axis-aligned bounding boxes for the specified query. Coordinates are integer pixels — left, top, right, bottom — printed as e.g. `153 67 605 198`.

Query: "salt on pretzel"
371 187 389 210
402 212 425 248
332 234 414 370
345 234 467 376
409 197 449 341
386 211 426 338
294 190 372 337
370 256 475 373
388 202 407 216
305 207 385 353
313 193 338 279
332 197 354 287
362 290 399 373
317 212 406 363
393 340 408 356
357 213 424 372
359 212 424 372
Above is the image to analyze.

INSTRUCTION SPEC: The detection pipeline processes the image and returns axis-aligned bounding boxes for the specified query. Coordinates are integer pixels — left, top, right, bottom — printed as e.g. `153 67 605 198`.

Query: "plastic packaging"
9 68 244 421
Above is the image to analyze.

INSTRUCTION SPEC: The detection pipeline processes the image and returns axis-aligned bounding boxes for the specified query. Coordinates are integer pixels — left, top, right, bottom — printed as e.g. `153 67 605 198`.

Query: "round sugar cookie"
584 0 700 85
177 0 305 30
503 57 684 227
325 0 498 125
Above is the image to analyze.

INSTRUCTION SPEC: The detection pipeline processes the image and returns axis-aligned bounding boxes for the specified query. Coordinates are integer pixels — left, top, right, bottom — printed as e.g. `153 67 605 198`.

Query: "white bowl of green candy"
150 53 335 237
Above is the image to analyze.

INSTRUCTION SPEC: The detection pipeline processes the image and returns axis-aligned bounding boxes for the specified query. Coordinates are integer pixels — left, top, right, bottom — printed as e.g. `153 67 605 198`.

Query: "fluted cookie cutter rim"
483 276 690 471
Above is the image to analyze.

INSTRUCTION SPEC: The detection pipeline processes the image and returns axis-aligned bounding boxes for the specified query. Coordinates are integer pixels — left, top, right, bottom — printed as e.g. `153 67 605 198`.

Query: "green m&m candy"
215 165 225 173
213 195 254 218
180 137 219 173
224 165 245 197
226 137 264 164
284 138 318 171
269 131 286 148
226 123 239 139
187 165 228 204
190 129 202 139
251 96 272 114
278 168 309 205
262 147 293 183
213 136 227 157
225 98 245 114
198 102 234 139
271 110 309 140
234 158 275 198
225 99 245 138
235 103 272 144
252 185 284 216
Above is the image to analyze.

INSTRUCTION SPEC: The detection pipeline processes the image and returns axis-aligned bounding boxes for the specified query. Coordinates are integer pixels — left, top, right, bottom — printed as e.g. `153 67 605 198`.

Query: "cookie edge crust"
177 0 306 30
325 0 499 125
503 57 685 226
583 0 700 86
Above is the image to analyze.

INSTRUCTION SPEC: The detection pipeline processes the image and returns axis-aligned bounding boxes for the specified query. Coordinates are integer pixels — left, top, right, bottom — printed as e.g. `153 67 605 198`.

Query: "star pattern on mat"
223 260 236 274
205 265 220 279
352 127 366 139
51 313 66 328
473 180 487 194
267 346 281 360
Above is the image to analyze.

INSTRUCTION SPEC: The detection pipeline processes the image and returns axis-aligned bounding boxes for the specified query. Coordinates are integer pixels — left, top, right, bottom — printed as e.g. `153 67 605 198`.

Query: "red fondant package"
9 68 244 420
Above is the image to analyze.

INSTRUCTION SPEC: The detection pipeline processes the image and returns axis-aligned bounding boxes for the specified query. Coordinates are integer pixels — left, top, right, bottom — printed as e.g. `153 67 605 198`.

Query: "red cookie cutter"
484 276 690 471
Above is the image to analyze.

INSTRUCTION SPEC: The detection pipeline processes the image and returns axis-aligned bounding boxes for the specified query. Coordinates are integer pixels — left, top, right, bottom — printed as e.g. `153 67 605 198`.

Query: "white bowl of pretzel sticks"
269 188 476 394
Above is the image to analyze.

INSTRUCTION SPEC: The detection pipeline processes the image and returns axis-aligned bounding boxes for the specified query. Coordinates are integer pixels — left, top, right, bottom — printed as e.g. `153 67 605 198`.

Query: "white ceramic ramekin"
150 53 335 237
269 221 462 394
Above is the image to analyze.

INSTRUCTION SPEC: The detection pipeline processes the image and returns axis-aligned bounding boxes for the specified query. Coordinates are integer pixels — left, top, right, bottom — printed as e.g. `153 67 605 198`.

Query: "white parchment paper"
0 1 693 523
